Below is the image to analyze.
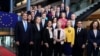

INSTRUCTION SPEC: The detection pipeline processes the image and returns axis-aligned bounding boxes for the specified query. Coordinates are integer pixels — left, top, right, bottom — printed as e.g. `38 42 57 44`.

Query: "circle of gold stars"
0 13 13 27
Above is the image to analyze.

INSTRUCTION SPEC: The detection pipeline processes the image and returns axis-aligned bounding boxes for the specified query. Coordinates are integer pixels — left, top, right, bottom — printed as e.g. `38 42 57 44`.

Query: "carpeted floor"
0 46 15 56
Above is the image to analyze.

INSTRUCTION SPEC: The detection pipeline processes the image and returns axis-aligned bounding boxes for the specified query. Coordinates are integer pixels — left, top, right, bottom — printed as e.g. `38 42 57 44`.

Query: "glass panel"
0 36 15 53
70 0 100 12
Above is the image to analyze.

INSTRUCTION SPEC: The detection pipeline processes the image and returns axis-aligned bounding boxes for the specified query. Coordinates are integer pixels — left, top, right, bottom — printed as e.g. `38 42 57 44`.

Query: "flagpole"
10 0 13 35
27 0 31 11
10 0 14 40
10 0 13 13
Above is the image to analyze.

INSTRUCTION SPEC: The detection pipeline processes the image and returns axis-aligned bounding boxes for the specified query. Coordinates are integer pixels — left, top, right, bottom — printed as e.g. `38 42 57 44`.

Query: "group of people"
15 3 100 56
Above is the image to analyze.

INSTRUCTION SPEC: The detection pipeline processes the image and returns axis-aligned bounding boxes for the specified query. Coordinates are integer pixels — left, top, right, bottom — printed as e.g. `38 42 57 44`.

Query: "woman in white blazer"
53 21 65 56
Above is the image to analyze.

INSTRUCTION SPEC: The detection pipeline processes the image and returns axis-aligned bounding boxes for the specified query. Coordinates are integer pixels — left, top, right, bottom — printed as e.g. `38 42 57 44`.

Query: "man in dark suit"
73 21 87 56
15 13 33 56
56 7 61 19
47 10 57 21
60 3 65 12
65 6 73 20
41 13 48 56
71 14 76 28
41 13 48 28
33 6 41 17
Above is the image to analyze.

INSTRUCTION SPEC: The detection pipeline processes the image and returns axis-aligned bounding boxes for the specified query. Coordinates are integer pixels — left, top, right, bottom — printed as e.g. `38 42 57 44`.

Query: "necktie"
24 21 27 31
57 30 60 39
77 29 80 34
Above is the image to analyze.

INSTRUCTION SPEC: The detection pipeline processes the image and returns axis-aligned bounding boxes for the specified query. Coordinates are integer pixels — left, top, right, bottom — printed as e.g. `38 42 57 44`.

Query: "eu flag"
0 11 18 28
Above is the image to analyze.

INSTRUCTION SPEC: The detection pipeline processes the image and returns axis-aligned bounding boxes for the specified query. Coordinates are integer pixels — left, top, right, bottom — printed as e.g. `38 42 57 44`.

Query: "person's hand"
56 39 61 42
45 43 49 48
16 41 20 46
71 44 73 48
30 41 34 45
82 44 85 49
41 41 43 45
93 42 97 48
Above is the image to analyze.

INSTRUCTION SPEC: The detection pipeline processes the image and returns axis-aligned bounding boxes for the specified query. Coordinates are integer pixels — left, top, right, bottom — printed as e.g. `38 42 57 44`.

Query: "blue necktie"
24 21 27 31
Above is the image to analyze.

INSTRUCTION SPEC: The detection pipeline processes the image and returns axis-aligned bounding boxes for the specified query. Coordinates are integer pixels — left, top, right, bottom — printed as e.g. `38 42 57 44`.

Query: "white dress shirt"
71 20 75 27
66 11 69 17
52 23 57 29
77 28 81 33
48 28 53 39
22 20 27 31
42 19 45 27
36 24 40 31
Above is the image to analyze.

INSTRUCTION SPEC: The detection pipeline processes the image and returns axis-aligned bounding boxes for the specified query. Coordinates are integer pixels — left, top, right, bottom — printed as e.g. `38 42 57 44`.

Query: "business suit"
73 28 87 56
34 10 41 17
87 30 100 56
43 28 54 56
66 11 73 20
60 7 65 12
55 12 61 19
41 19 48 56
15 21 33 56
41 19 48 29
53 29 65 56
71 20 76 28
47 13 57 21
32 23 42 56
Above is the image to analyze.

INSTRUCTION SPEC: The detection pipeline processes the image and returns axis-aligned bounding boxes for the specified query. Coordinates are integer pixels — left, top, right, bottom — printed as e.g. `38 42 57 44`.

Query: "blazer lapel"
96 30 99 38
26 23 29 32
21 21 25 32
92 30 96 38
35 24 38 31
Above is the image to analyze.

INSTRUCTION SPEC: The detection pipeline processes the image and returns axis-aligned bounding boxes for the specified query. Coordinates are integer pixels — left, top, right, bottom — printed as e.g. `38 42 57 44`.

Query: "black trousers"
43 41 53 56
41 45 44 56
33 42 41 56
29 45 34 56
54 42 63 56
17 44 29 56
73 45 84 56
87 44 99 56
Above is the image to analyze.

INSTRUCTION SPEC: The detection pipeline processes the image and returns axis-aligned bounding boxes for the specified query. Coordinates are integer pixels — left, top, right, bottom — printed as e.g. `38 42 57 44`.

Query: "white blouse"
93 30 97 38
48 28 53 39
52 23 57 29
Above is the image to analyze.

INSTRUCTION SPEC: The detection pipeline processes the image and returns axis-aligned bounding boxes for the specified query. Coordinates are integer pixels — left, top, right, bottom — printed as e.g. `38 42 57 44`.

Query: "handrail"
74 0 100 17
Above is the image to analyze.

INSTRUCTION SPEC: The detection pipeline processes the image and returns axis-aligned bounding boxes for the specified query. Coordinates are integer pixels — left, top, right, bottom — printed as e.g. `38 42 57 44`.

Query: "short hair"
21 12 27 16
77 21 82 24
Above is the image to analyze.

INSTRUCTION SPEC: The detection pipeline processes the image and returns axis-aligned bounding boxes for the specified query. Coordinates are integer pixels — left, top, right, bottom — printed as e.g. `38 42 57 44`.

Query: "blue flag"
0 11 18 28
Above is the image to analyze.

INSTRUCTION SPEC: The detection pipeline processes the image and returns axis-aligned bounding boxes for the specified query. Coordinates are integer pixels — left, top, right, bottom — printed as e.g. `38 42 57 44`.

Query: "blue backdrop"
0 11 18 28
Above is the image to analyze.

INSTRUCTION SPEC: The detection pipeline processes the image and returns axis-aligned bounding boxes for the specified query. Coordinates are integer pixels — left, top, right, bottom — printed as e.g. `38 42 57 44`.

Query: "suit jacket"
55 12 61 19
53 29 65 44
34 10 41 17
60 7 65 12
43 28 53 44
41 19 48 29
15 21 33 44
75 28 87 47
47 13 57 21
32 23 42 43
66 11 73 20
88 30 100 46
